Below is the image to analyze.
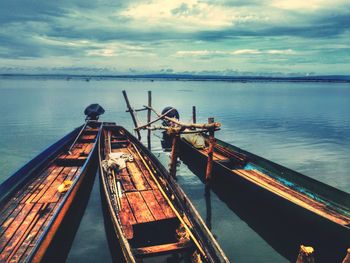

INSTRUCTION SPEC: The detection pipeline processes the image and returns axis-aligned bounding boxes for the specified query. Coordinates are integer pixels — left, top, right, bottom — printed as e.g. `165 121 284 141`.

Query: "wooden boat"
98 123 228 262
0 121 102 262
179 135 350 247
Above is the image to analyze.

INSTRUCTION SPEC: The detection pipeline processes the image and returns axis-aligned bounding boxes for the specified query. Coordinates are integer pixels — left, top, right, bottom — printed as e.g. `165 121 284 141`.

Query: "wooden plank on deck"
81 134 96 141
140 191 167 220
2 203 44 261
153 190 176 218
131 156 158 190
19 165 58 204
119 197 137 226
133 240 191 256
125 192 154 224
0 203 35 253
58 143 86 159
119 197 136 239
10 203 54 262
120 175 135 191
83 143 94 156
29 167 65 203
0 204 25 238
38 167 78 203
111 148 130 154
126 162 151 191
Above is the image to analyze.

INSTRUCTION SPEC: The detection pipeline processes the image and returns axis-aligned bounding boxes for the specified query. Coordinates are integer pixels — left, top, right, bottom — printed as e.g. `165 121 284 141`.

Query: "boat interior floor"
199 145 350 227
0 127 99 262
109 135 193 257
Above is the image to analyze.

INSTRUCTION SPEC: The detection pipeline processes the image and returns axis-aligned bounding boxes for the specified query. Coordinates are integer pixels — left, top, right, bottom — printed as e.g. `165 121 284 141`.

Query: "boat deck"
0 127 99 262
199 146 350 227
110 144 176 240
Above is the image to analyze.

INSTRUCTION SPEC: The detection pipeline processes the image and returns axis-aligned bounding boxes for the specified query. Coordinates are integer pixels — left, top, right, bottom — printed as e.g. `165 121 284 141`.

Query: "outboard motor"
161 106 179 127
161 106 180 151
84 104 105 120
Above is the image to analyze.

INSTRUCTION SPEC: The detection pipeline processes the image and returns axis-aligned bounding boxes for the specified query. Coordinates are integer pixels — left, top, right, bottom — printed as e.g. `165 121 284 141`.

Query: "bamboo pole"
126 108 147 112
122 90 141 140
343 248 350 263
144 126 220 134
143 105 221 130
192 106 196 124
135 107 175 131
147 91 152 150
67 120 88 154
205 117 215 183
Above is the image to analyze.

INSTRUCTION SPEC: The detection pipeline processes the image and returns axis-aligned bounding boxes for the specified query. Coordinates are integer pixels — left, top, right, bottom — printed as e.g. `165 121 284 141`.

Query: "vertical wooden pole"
205 185 212 230
296 245 315 263
169 132 179 179
343 248 350 263
147 91 152 150
192 106 196 124
205 117 215 183
122 90 141 140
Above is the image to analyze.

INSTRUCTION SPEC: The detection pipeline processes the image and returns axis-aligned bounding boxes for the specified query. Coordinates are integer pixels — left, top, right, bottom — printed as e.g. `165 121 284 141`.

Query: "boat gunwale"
214 137 350 209
99 123 229 263
0 126 82 207
98 123 136 263
25 121 102 262
179 137 350 229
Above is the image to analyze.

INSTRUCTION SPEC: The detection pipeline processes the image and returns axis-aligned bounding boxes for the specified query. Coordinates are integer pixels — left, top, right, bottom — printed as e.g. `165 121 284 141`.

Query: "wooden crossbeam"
133 240 191 256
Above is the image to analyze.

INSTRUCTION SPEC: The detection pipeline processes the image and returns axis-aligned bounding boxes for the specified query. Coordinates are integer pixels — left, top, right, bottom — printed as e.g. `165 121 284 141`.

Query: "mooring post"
343 248 350 263
205 117 215 183
147 91 152 150
192 106 197 124
296 245 315 263
205 185 212 230
122 90 141 140
169 132 179 179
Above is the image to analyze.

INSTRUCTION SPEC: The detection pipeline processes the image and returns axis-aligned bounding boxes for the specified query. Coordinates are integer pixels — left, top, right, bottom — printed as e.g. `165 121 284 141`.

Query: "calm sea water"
0 78 349 262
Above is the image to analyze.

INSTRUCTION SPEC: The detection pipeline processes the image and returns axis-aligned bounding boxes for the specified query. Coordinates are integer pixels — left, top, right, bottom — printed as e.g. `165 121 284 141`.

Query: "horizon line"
1 73 350 83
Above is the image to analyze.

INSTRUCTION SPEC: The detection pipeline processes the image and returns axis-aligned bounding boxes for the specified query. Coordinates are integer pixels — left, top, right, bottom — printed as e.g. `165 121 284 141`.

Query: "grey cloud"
1 0 349 44
0 0 349 75
0 1 129 24
171 3 201 16
195 12 350 41
201 0 266 7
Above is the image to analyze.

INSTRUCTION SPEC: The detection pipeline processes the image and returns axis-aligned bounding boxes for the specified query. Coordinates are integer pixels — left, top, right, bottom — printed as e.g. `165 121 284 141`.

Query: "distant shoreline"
1 73 350 83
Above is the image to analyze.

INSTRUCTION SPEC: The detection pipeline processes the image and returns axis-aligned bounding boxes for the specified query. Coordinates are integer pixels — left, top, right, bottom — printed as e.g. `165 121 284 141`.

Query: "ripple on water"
0 79 349 262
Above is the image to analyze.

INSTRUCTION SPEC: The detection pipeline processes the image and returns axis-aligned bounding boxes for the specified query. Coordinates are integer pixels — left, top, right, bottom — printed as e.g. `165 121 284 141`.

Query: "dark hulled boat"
98 123 228 262
179 134 350 259
0 121 102 262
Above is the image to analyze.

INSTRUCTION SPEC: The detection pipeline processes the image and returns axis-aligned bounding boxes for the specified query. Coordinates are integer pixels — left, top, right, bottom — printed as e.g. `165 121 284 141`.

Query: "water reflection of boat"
179 135 350 262
98 123 228 262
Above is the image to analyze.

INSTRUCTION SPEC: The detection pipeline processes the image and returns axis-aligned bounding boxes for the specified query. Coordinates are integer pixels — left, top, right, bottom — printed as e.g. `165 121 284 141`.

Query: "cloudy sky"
1 0 349 75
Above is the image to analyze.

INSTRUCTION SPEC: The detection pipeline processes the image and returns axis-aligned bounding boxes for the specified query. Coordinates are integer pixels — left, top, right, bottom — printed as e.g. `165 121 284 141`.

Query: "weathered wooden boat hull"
30 145 99 262
99 177 126 262
0 121 102 262
179 137 350 262
98 123 228 263
0 128 79 206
